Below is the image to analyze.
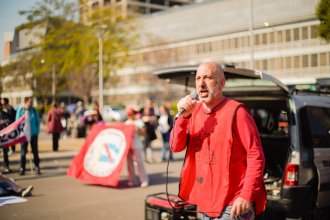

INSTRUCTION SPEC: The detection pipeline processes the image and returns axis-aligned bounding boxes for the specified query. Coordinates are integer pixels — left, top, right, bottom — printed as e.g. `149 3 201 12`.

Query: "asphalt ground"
0 126 189 220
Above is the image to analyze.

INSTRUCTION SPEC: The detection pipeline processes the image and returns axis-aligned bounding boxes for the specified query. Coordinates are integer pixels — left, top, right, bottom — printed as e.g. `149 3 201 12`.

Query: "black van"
154 65 330 220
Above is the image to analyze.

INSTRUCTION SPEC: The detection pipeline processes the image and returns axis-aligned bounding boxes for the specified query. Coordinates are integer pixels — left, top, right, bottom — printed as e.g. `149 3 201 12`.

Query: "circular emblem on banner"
83 128 126 177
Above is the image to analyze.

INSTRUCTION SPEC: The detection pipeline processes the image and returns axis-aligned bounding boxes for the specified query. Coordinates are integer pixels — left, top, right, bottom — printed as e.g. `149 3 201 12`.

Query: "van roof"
154 65 289 93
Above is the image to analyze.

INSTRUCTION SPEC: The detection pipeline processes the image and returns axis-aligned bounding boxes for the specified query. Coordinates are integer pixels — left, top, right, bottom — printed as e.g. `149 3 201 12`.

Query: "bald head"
197 62 225 82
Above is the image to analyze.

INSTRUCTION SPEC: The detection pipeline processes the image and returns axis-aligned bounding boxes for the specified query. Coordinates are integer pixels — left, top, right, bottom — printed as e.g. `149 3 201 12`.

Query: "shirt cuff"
175 115 190 125
239 189 254 202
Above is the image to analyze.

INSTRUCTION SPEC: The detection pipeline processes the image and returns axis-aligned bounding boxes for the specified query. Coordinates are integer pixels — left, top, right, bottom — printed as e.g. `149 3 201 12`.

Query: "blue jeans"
2 147 9 168
161 132 172 160
0 180 11 195
202 206 255 220
20 135 40 170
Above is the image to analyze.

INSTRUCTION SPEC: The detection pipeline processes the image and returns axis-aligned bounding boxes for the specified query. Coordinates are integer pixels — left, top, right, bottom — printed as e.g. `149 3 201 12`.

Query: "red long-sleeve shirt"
171 98 266 217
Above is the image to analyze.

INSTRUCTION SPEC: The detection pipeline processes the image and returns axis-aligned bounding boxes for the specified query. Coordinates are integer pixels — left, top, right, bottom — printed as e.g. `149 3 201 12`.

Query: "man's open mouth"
199 90 209 98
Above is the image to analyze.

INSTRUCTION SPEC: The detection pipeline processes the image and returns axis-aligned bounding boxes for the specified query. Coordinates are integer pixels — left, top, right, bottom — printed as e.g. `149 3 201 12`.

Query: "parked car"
102 105 127 122
155 65 330 220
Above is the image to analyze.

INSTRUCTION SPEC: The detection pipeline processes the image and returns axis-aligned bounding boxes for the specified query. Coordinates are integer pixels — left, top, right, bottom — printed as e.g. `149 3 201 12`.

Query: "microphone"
175 91 199 119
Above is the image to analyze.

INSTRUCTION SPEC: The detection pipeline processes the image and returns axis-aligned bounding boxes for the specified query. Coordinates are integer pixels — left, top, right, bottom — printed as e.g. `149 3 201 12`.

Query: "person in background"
0 171 33 197
141 99 157 163
0 102 11 173
2 98 16 154
16 97 41 175
157 105 174 162
46 102 64 152
60 102 71 138
83 110 104 134
125 107 149 188
74 101 86 138
170 62 266 220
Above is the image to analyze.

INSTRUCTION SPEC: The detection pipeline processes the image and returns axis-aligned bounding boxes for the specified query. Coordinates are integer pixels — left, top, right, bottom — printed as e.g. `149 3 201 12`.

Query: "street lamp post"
52 64 56 102
97 25 107 113
40 59 56 102
249 0 255 69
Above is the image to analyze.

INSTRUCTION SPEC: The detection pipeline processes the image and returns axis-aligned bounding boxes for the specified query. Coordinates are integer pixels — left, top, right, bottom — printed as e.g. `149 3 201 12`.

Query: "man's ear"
220 77 226 89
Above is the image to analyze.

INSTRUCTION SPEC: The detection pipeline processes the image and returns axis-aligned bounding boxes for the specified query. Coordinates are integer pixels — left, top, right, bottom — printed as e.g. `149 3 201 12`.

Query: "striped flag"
0 113 31 148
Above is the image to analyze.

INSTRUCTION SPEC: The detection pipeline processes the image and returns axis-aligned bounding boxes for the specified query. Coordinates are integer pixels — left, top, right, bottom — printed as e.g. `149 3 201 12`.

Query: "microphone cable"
165 115 200 215
165 114 178 210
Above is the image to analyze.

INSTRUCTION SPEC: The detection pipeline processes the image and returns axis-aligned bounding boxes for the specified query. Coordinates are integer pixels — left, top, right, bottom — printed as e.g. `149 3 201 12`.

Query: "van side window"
301 106 330 148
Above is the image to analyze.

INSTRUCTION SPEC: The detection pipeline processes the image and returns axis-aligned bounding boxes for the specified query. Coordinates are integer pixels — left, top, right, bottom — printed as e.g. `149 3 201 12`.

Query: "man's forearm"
170 116 190 152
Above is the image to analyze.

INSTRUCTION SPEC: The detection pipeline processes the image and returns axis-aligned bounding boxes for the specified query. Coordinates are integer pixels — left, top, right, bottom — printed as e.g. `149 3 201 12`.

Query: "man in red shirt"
171 62 266 220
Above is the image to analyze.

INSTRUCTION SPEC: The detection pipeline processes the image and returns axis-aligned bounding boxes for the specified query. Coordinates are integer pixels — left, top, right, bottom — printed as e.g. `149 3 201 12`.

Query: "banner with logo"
67 123 135 187
0 113 31 148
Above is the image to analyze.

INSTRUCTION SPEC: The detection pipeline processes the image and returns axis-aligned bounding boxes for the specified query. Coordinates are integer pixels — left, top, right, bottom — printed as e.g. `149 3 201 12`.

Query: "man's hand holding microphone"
176 92 198 119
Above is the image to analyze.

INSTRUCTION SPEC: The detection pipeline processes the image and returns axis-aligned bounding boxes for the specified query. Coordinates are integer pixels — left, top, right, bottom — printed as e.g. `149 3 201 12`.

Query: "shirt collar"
202 97 228 114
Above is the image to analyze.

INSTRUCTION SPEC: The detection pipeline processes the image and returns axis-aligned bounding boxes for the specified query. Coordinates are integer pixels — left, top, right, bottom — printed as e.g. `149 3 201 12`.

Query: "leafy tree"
316 0 330 42
4 0 138 103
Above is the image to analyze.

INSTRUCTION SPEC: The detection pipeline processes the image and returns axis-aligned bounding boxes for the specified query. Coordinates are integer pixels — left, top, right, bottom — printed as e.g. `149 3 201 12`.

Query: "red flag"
67 123 135 187
0 113 31 148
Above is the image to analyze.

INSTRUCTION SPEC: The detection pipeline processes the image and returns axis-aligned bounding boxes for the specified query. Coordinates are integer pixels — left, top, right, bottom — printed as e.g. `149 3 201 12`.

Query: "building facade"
105 0 329 105
2 0 329 107
79 0 194 21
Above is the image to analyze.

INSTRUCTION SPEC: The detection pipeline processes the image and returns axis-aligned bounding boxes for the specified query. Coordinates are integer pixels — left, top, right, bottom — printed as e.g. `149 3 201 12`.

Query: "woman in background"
47 102 64 152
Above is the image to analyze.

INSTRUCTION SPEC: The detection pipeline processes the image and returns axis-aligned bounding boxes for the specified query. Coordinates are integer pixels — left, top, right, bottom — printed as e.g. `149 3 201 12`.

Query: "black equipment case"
145 193 198 220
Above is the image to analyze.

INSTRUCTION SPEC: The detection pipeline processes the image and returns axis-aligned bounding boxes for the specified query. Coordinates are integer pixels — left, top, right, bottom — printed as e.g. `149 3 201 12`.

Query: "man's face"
195 63 224 105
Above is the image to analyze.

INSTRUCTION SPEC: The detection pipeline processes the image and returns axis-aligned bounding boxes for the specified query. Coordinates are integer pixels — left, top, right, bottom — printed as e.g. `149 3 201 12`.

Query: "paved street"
0 126 188 220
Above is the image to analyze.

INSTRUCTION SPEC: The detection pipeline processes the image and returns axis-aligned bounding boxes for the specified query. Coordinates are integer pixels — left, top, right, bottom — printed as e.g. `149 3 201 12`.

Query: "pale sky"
0 0 76 62
0 0 42 61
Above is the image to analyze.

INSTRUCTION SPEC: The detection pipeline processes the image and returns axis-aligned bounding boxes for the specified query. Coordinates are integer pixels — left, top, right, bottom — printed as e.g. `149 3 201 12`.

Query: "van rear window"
301 106 330 148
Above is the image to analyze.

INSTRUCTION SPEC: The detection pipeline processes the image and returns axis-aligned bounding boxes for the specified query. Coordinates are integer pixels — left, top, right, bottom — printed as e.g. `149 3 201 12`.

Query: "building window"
294 56 300 68
277 57 283 69
223 39 229 49
243 36 248 47
262 33 267 45
197 43 203 54
211 41 219 52
270 32 275 44
255 35 260 46
205 42 211 52
293 28 300 41
310 25 317 38
230 39 235 49
277 31 283 42
285 29 291 42
237 37 242 48
302 27 308 40
285 57 292 69
256 60 262 70
218 40 223 50
262 60 268 70
269 59 275 70
302 55 309 67
320 53 327 66
311 54 318 67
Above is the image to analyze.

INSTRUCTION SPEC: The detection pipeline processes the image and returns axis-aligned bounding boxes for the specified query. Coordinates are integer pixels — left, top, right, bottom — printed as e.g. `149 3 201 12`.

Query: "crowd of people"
0 95 176 191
